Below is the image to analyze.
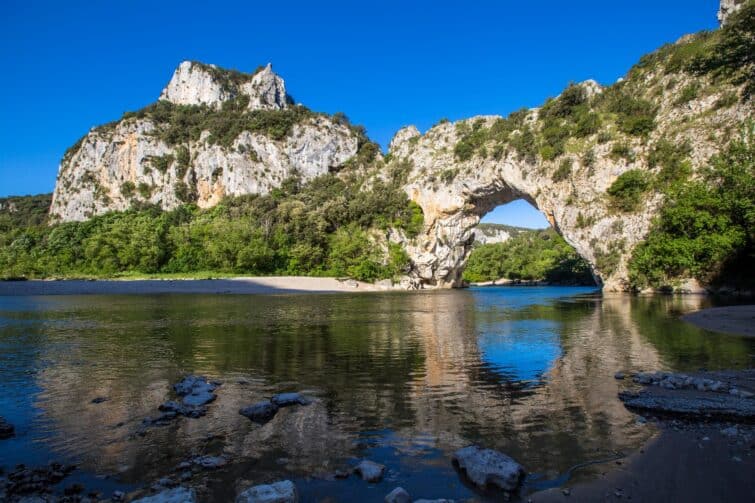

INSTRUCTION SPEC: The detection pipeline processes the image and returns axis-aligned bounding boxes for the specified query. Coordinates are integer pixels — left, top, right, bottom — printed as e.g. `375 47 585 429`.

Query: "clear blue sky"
0 0 719 227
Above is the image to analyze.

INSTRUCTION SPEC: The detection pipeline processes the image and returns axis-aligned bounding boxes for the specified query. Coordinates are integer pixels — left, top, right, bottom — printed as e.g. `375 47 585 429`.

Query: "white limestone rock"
159 61 287 110
452 446 524 493
235 480 298 503
718 0 746 25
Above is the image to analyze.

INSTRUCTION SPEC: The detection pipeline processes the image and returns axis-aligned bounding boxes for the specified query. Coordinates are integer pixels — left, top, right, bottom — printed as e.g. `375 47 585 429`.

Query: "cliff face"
50 62 358 222
50 1 753 291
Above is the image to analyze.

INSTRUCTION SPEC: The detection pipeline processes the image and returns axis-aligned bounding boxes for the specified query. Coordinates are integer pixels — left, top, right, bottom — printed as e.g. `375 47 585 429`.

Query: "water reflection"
0 289 753 500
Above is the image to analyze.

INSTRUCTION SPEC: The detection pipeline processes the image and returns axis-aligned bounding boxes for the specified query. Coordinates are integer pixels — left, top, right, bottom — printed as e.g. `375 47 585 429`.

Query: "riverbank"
532 368 755 502
0 276 386 295
682 305 755 338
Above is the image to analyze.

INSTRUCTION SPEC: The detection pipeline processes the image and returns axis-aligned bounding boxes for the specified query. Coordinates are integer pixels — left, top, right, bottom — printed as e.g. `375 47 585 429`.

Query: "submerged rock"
0 416 14 439
191 455 227 470
354 460 385 482
271 392 311 407
385 487 411 503
236 480 298 503
133 486 197 503
452 446 525 493
239 400 279 424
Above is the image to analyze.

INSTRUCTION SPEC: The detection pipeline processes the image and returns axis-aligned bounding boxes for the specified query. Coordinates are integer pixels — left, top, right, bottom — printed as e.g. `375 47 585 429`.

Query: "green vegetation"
0 170 423 282
629 133 754 290
634 2 754 96
606 170 651 211
463 228 594 285
0 194 52 231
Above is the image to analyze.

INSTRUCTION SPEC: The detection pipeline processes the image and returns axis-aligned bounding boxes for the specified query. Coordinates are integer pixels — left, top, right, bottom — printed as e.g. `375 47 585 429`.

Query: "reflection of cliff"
28 291 744 485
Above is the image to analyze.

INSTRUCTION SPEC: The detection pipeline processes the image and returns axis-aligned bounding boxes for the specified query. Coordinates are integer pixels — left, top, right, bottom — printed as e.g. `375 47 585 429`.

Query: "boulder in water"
452 445 525 493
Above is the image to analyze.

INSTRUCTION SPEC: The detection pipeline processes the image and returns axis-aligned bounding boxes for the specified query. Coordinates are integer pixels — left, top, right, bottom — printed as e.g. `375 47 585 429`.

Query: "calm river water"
1 287 753 501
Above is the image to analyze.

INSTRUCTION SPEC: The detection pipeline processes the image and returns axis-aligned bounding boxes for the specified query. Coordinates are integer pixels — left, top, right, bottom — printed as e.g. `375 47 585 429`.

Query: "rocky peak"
718 0 747 25
389 125 421 152
159 61 288 110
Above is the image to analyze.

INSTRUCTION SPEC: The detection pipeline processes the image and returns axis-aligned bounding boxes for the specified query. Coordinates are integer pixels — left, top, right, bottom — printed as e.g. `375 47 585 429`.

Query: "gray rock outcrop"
235 480 298 503
452 446 525 493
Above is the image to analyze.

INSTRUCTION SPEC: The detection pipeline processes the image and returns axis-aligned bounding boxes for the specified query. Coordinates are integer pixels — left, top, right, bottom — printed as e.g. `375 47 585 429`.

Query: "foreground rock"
385 487 411 503
354 460 386 482
143 375 220 429
239 392 312 424
620 369 755 421
236 480 298 503
0 416 14 439
452 446 525 493
3 463 76 499
133 486 197 503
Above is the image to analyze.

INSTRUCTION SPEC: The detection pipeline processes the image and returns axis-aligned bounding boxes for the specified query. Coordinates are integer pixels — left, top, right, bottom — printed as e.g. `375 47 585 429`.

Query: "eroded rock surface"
235 480 298 503
452 446 525 493
620 369 755 421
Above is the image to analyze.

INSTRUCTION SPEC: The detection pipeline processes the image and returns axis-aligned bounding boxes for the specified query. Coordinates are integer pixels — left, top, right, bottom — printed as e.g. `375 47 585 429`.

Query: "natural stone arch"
389 116 662 292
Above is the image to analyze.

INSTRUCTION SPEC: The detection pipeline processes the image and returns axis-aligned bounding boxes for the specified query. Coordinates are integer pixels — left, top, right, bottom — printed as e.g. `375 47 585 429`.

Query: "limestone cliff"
50 62 358 221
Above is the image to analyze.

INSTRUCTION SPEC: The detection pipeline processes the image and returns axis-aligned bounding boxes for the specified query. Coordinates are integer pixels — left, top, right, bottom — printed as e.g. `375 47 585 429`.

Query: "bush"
607 169 650 211
552 158 572 182
629 133 754 289
647 139 692 185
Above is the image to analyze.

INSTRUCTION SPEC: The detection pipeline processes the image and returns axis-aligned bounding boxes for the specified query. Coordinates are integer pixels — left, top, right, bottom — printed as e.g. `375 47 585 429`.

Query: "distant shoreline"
0 276 386 296
682 305 755 338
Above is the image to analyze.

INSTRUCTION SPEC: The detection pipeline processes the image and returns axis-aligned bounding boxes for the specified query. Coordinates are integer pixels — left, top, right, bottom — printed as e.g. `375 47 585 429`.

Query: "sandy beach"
682 305 755 338
0 276 386 296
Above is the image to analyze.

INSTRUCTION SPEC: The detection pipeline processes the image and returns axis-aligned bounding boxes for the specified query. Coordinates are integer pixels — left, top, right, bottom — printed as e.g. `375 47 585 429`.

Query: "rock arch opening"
464 199 597 286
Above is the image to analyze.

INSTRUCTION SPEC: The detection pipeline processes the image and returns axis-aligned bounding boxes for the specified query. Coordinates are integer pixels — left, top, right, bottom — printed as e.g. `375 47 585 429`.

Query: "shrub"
610 142 634 162
674 82 700 105
647 139 692 185
121 181 136 198
552 158 572 182
607 169 650 211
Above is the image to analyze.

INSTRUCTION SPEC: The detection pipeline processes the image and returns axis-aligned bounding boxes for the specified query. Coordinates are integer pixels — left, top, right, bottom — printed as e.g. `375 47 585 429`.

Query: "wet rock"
112 490 125 501
721 426 739 437
614 372 625 380
619 390 755 421
0 416 14 439
133 486 197 503
173 375 218 408
385 487 411 503
5 463 76 497
271 392 311 407
235 480 298 503
414 500 455 503
239 400 279 424
354 460 386 482
452 446 525 493
333 469 350 479
191 455 227 469
91 396 109 404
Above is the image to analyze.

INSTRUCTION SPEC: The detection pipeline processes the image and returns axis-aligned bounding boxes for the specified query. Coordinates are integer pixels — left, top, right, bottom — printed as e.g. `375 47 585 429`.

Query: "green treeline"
0 172 423 282
463 229 595 285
